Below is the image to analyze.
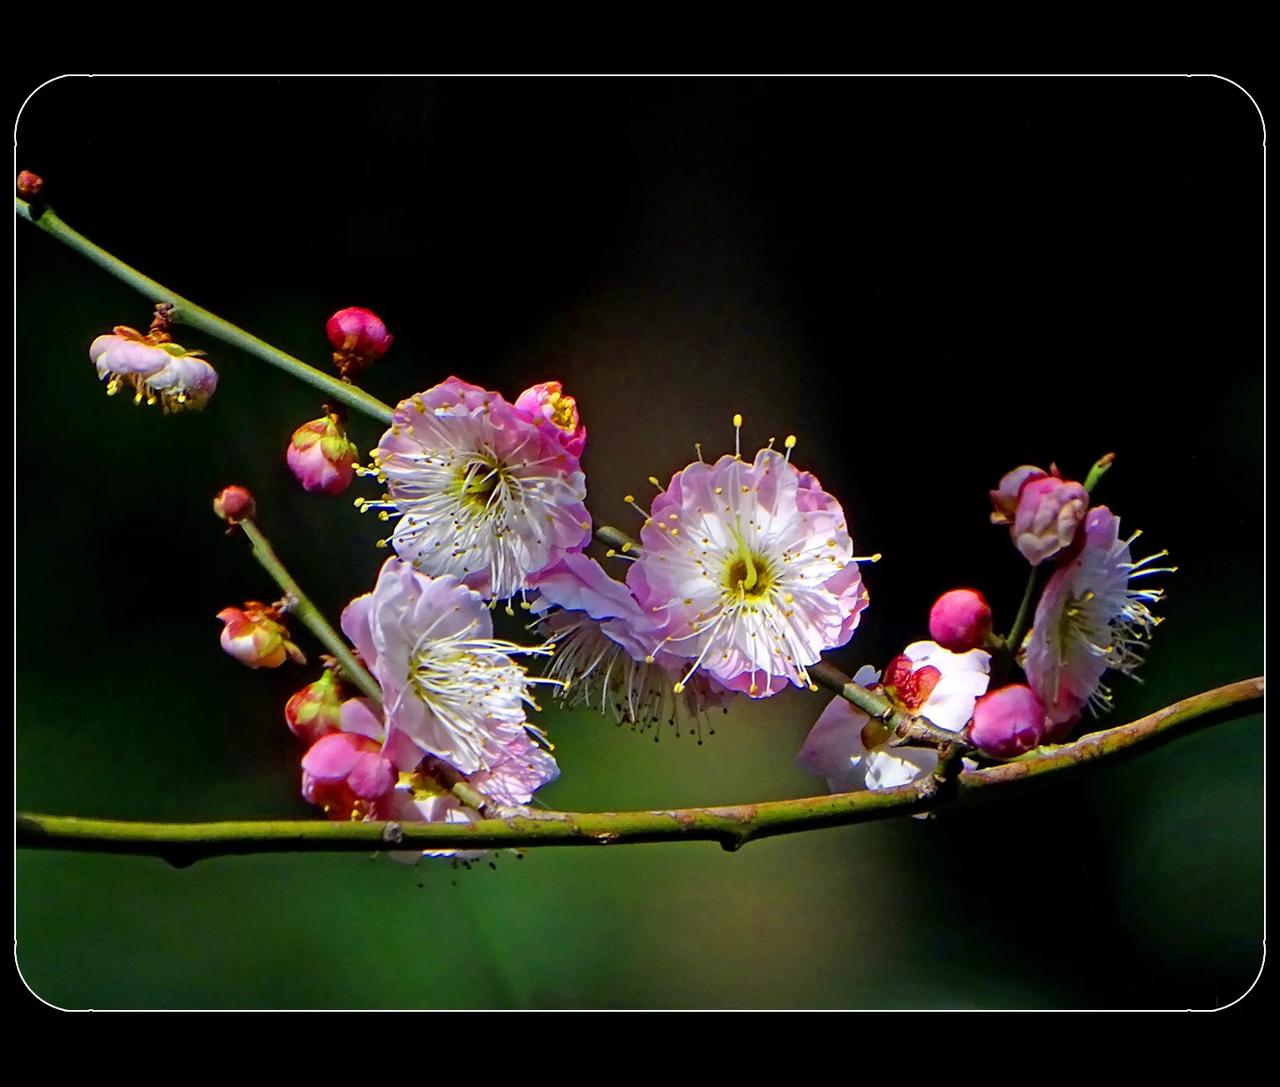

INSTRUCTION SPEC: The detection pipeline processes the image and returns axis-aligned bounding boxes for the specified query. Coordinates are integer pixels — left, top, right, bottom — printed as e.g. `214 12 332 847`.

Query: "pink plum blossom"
359 377 592 602
796 642 990 792
529 553 733 730
90 326 218 412
340 557 558 774
969 684 1048 759
628 440 870 697
1024 506 1171 739
301 731 400 821
514 381 587 458
286 413 359 495
928 588 993 652
217 602 305 669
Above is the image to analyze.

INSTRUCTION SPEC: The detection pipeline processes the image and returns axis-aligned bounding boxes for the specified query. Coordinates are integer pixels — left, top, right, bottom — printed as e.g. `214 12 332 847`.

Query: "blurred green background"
16 76 1263 1009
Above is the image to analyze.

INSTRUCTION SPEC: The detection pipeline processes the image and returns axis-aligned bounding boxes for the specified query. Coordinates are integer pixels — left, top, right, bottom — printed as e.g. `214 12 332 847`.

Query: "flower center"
547 389 577 431
722 546 775 603
452 456 505 512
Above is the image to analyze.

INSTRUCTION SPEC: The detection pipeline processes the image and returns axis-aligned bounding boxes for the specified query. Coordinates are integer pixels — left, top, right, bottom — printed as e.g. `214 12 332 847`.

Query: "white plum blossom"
357 377 591 602
340 557 558 775
628 434 870 698
796 642 991 792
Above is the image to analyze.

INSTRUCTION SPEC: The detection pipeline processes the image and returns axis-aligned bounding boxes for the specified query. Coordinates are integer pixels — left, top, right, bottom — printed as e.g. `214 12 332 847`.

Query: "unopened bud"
969 684 1047 759
286 413 359 495
325 307 393 379
928 588 993 652
217 602 306 669
17 170 44 199
213 484 256 525
284 669 344 744
1012 476 1088 566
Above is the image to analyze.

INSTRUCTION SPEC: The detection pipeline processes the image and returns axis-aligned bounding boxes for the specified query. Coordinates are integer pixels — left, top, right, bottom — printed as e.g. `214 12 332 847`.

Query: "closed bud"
284 669 345 744
969 684 1048 759
217 602 306 669
928 588 993 652
17 170 44 199
286 413 359 495
325 306 393 378
1012 475 1088 566
213 484 256 525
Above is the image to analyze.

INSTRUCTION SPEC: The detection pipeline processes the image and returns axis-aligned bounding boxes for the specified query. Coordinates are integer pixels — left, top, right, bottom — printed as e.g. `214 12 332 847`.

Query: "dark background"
15 76 1264 1009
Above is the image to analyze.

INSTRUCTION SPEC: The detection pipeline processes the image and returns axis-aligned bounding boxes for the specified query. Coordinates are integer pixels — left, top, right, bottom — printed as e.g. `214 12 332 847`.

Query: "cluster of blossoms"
93 292 1171 860
795 460 1171 796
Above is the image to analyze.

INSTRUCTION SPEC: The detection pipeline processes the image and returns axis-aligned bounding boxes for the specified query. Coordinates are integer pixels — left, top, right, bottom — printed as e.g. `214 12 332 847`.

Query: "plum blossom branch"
18 678 1260 863
15 198 394 424
237 517 383 704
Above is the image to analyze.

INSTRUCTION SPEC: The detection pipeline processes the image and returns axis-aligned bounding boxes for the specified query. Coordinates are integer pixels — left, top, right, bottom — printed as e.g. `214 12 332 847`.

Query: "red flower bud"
284 670 345 744
213 484 256 525
17 170 44 199
969 685 1048 759
325 307 393 379
928 589 993 652
286 414 359 495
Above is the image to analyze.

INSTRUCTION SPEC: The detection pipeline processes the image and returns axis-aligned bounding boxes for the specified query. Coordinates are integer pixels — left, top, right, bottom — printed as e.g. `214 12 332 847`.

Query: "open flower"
1024 506 1171 738
796 642 990 792
357 377 591 602
90 326 217 412
529 554 732 731
628 431 870 697
340 556 557 774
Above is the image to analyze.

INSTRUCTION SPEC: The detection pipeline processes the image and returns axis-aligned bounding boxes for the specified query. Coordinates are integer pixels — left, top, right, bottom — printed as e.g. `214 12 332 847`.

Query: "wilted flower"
628 424 870 697
1024 506 1172 738
928 588 993 652
969 684 1048 759
286 412 359 495
796 642 990 792
357 377 591 602
217 602 305 669
90 326 217 413
514 381 587 458
340 557 558 774
530 554 732 732
1011 475 1088 566
326 306 393 378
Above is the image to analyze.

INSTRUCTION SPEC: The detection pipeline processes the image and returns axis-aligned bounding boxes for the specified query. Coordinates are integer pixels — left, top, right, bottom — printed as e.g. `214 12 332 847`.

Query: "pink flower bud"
1012 476 1088 566
286 414 359 495
284 669 344 744
928 588 993 652
17 170 44 199
969 684 1047 759
514 380 587 457
216 602 306 669
325 307 393 378
989 465 1049 525
301 732 396 821
212 484 256 525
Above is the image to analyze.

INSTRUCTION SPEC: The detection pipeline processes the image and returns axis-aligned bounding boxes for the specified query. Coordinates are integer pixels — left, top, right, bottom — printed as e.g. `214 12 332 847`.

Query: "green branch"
16 198 394 424
16 677 1261 864
238 517 383 704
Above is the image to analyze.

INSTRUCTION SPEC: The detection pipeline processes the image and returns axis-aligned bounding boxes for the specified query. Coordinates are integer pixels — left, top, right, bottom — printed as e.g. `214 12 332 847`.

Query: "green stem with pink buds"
16 198 395 425
238 517 383 704
15 677 1264 861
